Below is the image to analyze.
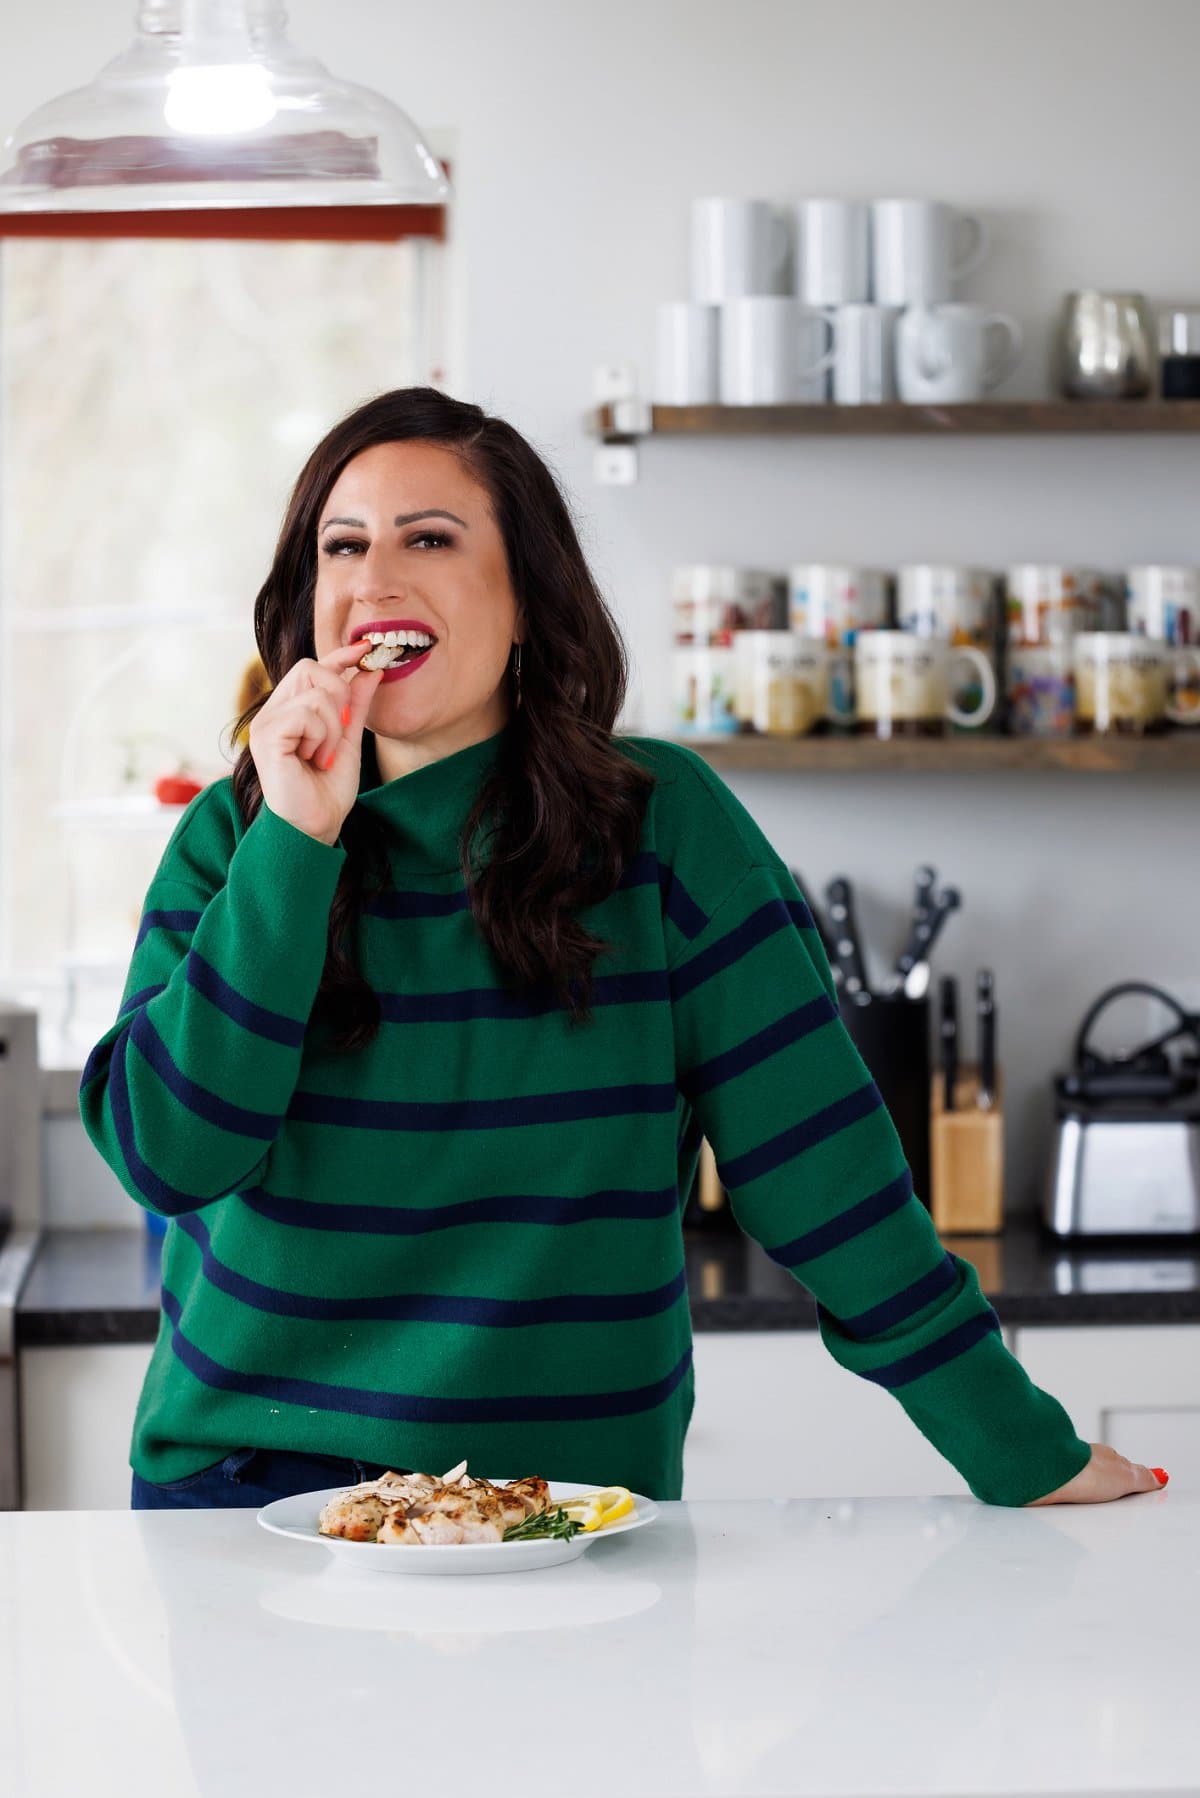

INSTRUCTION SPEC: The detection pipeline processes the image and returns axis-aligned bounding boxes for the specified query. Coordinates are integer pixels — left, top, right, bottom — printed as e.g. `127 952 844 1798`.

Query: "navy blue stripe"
719 1079 883 1189
176 1212 687 1326
363 850 713 942
376 968 669 1024
80 984 168 1086
129 1009 281 1141
678 992 837 1102
669 895 815 1003
822 1306 1002 1391
185 949 306 1048
105 1028 215 1216
239 1182 679 1235
364 863 668 920
134 908 202 949
365 887 468 919
161 1285 694 1423
123 983 166 1015
767 1167 916 1267
79 1038 113 1091
286 1080 678 1132
656 858 710 940
835 1250 960 1339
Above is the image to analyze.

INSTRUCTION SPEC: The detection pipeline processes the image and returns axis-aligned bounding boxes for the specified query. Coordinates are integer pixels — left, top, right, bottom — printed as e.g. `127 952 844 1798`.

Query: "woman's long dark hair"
231 387 656 1051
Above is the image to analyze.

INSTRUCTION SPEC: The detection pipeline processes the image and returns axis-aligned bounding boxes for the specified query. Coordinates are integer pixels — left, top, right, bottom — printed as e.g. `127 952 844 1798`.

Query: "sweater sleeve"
79 784 346 1215
669 853 1093 1507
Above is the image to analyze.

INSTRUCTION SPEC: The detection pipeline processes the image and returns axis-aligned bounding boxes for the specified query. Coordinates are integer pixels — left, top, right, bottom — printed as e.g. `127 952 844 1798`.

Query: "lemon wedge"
558 1486 636 1531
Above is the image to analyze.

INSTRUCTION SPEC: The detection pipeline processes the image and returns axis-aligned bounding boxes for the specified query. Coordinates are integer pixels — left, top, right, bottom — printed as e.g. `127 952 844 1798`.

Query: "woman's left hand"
1023 1442 1167 1505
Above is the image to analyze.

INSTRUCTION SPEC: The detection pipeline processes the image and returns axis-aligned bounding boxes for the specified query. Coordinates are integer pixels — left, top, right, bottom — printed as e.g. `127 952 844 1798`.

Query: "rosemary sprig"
502 1505 585 1543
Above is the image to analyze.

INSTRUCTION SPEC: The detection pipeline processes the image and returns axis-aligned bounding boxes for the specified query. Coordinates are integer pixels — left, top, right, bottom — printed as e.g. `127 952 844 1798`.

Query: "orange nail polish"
322 750 336 771
1152 1468 1169 1486
341 705 350 727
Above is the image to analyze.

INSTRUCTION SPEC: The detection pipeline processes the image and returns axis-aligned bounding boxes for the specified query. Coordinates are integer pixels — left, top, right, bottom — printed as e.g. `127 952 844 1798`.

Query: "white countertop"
1 1493 1192 1798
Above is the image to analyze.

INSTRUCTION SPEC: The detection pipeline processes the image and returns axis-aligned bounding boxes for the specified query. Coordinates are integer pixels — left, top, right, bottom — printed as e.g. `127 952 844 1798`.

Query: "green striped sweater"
80 725 1090 1503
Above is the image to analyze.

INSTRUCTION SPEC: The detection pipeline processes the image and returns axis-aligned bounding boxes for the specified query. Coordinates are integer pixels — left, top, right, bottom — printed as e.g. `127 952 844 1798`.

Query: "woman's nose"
347 545 407 600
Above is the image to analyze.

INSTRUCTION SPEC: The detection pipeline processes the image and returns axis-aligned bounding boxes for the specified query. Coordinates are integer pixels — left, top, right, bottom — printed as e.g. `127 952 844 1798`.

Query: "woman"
80 387 1163 1512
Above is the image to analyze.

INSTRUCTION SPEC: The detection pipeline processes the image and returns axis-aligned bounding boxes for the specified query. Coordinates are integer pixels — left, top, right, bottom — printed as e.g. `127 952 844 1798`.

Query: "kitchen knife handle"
940 974 959 1111
824 875 869 998
977 968 996 1109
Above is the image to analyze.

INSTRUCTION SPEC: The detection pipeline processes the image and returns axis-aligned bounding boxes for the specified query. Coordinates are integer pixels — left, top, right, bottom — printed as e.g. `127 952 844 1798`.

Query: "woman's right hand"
1023 1442 1167 1506
247 642 384 846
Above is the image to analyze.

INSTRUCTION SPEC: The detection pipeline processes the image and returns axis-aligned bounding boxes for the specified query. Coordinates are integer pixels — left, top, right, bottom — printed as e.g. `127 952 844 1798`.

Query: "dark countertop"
14 1217 1200 1347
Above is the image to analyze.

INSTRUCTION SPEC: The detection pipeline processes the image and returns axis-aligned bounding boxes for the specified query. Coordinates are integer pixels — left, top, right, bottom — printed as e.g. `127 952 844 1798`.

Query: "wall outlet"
594 445 638 485
593 363 639 403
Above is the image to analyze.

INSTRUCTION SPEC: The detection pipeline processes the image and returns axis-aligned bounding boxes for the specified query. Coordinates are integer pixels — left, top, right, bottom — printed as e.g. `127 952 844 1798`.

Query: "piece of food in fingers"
355 626 437 671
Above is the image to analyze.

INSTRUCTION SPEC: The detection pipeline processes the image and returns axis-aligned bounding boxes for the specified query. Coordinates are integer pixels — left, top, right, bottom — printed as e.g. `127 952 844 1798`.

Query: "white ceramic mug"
1005 566 1103 646
1007 644 1076 738
654 301 719 405
789 565 890 724
855 631 996 735
734 632 831 736
871 199 989 306
831 304 900 403
896 566 995 644
1075 632 1200 731
1125 566 1200 646
788 565 890 645
896 304 1022 403
673 644 739 734
719 297 835 404
795 199 871 306
672 566 787 643
691 197 791 304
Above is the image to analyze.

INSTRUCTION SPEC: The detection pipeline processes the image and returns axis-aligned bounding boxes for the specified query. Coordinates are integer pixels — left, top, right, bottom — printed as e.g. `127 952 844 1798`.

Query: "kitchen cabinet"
1013 1323 1200 1485
18 1322 1197 1509
20 1343 152 1510
21 1328 987 1509
682 1329 1001 1498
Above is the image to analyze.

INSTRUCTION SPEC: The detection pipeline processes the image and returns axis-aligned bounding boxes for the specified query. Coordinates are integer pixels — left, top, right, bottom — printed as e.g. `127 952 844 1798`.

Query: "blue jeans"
131 1446 408 1510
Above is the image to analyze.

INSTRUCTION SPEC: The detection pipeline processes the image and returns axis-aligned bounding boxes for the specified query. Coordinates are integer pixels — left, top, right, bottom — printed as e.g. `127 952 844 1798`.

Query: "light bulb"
163 63 278 135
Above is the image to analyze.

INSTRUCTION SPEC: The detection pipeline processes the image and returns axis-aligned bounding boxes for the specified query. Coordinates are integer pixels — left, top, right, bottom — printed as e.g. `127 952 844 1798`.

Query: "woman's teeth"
357 629 436 671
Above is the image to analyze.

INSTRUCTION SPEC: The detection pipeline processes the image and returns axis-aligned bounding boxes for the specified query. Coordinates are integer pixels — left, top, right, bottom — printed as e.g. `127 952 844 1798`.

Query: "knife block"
930 1065 1004 1233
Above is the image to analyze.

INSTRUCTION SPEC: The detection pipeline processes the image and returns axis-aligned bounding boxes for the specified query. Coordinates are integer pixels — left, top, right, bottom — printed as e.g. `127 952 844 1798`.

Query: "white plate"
256 1479 659 1575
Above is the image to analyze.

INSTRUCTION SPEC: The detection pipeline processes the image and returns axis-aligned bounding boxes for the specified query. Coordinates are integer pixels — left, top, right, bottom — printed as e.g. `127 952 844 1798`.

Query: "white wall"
5 1 1199 1213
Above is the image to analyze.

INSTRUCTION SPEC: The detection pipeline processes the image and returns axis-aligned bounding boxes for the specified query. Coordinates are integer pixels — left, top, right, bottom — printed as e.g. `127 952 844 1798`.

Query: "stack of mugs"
671 561 1200 739
672 563 999 739
673 566 787 733
655 196 1021 407
1007 565 1200 736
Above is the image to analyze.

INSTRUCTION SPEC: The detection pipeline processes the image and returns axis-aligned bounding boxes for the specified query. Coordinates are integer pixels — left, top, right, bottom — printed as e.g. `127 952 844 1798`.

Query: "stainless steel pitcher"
1055 291 1156 398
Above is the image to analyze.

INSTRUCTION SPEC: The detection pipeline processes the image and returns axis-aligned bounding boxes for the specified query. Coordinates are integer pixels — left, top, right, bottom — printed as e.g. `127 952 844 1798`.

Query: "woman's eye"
320 532 452 556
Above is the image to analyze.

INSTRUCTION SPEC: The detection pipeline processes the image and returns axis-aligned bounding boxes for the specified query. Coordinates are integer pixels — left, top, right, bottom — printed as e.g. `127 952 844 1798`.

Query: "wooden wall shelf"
594 400 1200 443
667 734 1200 774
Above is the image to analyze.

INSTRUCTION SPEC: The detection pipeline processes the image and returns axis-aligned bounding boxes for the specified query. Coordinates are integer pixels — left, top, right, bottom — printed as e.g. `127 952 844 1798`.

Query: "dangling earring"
513 641 523 709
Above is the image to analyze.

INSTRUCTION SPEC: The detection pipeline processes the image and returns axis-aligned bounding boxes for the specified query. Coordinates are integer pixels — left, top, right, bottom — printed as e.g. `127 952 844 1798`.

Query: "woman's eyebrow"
319 508 470 532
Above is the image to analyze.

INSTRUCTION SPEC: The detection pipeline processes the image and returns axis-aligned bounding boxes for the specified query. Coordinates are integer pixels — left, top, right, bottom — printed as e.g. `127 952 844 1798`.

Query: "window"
0 208 451 1059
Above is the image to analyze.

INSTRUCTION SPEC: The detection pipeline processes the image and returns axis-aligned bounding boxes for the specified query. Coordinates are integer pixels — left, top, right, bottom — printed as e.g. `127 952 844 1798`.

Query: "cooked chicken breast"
375 1505 426 1545
316 1462 552 1544
316 1493 391 1541
504 1475 551 1518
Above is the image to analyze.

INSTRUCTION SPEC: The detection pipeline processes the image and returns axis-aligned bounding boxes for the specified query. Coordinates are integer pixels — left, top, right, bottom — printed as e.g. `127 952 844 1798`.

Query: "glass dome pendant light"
0 0 451 213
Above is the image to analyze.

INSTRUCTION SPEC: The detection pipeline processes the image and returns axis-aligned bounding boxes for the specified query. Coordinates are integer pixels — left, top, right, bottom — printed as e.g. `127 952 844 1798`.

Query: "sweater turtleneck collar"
354 724 509 872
